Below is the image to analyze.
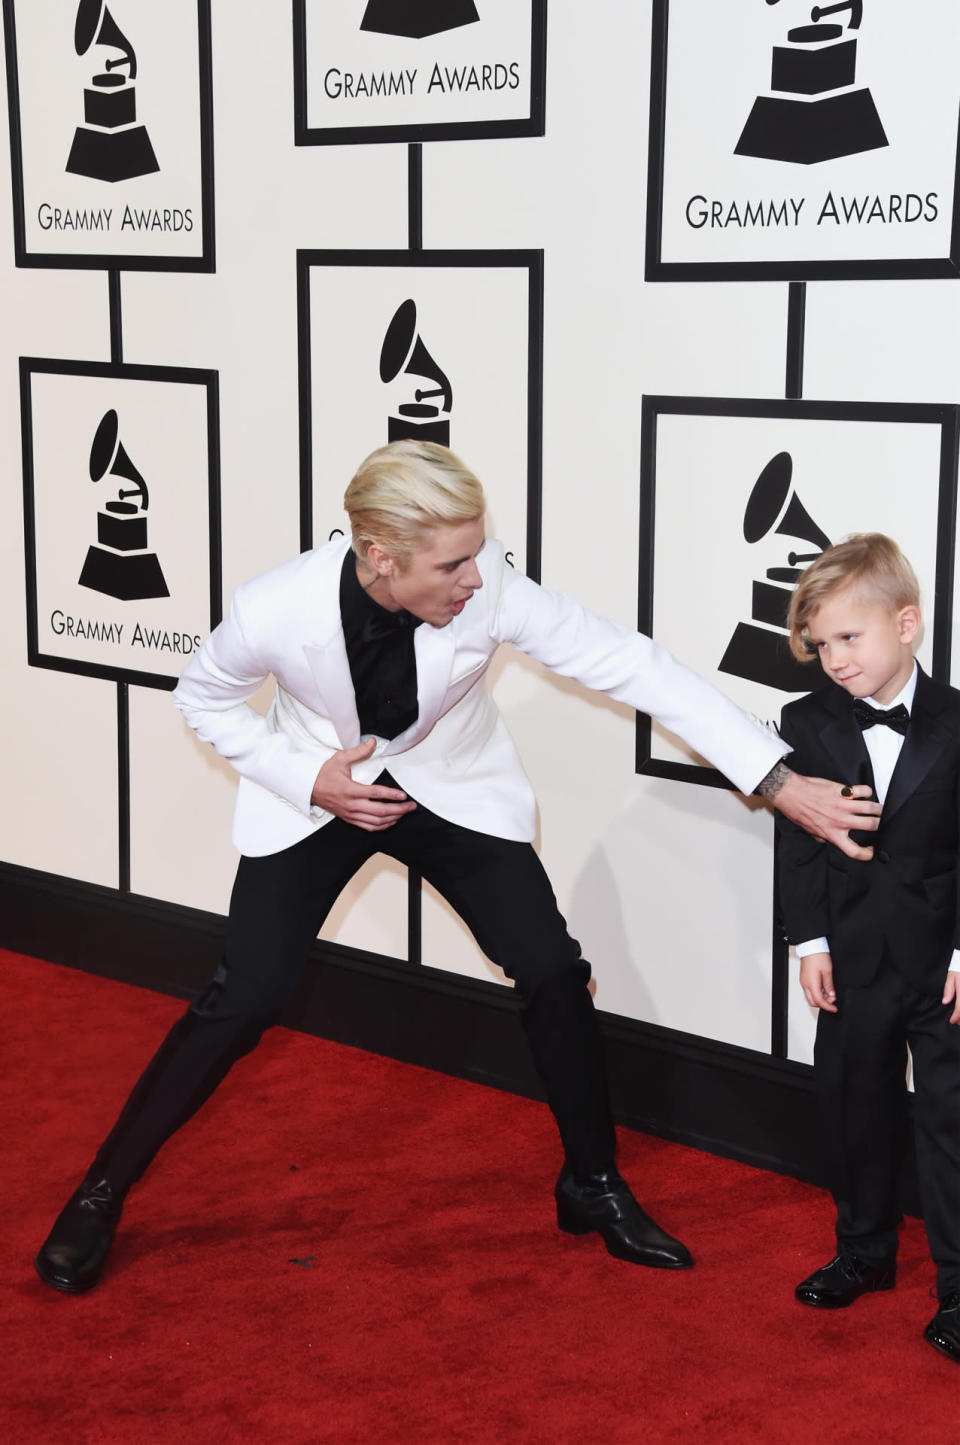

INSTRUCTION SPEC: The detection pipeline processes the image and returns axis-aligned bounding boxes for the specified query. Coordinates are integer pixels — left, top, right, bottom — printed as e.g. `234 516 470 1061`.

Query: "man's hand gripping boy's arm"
759 760 880 862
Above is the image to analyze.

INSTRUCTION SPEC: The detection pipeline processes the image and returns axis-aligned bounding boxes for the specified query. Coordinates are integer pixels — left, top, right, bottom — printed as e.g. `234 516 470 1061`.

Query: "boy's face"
806 586 920 705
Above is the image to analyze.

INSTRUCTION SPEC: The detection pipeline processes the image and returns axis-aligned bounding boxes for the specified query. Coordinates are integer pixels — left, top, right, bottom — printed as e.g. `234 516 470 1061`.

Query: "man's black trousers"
94 781 618 1193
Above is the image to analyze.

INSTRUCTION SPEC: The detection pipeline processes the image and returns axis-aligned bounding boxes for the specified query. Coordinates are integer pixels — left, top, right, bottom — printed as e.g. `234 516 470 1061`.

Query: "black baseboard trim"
0 860 920 1212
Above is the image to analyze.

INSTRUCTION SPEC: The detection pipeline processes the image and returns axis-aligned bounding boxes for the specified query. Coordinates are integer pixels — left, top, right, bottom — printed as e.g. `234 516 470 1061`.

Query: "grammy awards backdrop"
3 0 960 1188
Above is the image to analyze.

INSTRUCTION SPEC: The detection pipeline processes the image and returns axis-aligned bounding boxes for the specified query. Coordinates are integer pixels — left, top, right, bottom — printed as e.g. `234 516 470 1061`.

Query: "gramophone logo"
78 409 169 601
736 0 887 165
379 299 453 445
65 0 160 183
360 0 479 40
718 452 829 692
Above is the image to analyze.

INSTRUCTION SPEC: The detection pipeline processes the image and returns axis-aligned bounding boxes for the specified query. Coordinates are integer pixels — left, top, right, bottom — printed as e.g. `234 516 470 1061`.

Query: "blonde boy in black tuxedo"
777 534 960 1363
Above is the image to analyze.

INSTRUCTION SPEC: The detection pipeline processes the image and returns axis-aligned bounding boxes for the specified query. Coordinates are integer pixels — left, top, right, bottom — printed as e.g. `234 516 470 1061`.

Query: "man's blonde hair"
344 440 485 567
787 533 921 661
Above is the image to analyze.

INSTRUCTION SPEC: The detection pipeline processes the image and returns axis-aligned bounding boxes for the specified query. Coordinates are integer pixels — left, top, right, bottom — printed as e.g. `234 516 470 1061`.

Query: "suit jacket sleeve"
491 567 788 796
775 704 831 945
172 586 322 817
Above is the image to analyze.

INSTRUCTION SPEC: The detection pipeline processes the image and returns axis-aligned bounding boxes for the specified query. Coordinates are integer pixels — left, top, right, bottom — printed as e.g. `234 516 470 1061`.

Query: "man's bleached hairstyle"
787 532 921 662
344 440 485 567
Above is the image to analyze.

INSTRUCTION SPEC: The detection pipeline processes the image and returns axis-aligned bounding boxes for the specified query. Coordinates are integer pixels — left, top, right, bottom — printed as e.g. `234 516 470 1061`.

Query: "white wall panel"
319 855 407 961
127 682 241 914
0 641 119 887
787 948 816 1067
804 280 960 404
420 642 777 1052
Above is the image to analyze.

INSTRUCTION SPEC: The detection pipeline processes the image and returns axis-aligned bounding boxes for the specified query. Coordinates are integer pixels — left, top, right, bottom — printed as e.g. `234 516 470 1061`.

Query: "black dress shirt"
339 550 421 740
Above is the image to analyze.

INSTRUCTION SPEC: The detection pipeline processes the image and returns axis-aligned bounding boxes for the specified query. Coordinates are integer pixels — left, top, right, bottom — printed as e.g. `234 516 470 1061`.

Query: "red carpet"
2 946 958 1443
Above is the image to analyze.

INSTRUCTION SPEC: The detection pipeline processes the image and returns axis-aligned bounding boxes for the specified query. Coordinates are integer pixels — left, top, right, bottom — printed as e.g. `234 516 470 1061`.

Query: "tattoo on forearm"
756 760 793 801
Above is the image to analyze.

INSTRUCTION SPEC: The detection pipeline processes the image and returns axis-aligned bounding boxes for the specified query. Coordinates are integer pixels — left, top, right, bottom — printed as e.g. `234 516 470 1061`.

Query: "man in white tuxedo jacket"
36 440 880 1294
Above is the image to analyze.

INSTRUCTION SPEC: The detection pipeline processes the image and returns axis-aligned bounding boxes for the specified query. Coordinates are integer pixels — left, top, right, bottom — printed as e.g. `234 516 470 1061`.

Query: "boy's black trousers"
815 952 960 1296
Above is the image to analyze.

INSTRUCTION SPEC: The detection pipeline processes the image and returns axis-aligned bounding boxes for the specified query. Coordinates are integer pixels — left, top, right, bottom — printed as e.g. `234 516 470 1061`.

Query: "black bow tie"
852 699 910 736
360 606 422 646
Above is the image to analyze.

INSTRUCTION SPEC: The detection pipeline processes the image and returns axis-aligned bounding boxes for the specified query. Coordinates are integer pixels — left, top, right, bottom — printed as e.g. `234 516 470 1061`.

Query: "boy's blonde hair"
787 533 921 662
344 439 485 568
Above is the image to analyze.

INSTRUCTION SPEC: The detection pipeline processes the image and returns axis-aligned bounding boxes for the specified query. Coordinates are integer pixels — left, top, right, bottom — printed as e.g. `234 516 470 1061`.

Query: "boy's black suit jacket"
777 668 960 994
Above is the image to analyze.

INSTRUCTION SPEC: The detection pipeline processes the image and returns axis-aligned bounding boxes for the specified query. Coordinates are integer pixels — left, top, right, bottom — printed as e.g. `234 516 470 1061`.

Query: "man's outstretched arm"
493 562 881 858
757 760 880 861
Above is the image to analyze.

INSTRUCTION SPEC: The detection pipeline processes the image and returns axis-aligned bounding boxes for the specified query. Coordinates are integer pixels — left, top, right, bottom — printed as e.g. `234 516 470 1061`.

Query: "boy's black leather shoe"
924 1293 960 1362
35 1173 124 1294
795 1253 895 1308
555 1165 693 1269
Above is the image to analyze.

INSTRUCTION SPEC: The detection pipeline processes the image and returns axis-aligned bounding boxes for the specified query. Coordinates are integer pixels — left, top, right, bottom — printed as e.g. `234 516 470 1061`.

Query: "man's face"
380 517 486 628
806 586 919 704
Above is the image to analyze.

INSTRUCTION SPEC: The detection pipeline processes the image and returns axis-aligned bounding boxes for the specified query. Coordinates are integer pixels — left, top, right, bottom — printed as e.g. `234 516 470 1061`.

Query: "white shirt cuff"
797 937 830 958
798 943 960 970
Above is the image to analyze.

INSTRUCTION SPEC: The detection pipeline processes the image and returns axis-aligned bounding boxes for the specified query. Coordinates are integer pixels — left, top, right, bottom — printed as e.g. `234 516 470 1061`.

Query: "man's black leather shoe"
795 1253 895 1308
555 1165 693 1269
35 1173 124 1294
924 1293 960 1362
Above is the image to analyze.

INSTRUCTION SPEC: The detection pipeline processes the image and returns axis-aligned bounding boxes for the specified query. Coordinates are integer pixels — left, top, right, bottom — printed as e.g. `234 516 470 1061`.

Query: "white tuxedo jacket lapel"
301 632 360 751
299 543 361 749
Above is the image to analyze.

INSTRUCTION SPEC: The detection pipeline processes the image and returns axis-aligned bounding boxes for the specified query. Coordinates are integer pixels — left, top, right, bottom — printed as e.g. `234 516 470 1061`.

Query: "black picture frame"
296 247 543 580
2 0 215 272
21 356 222 690
636 394 960 787
645 0 960 283
293 0 547 147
